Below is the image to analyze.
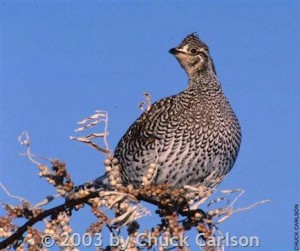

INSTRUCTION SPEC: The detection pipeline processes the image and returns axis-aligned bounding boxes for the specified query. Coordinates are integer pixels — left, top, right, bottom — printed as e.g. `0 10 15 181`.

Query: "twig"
70 110 111 155
99 191 137 202
233 199 272 214
139 92 152 112
217 199 272 223
144 92 151 111
19 153 53 163
97 110 110 152
224 189 244 209
0 182 28 203
18 131 41 166
33 195 60 208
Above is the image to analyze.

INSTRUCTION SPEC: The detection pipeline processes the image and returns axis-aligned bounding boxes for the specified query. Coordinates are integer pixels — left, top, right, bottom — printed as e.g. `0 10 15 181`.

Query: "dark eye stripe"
199 51 208 60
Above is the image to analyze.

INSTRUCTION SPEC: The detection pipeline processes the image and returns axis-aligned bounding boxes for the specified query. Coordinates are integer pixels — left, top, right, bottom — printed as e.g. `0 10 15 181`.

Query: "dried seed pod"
112 158 119 165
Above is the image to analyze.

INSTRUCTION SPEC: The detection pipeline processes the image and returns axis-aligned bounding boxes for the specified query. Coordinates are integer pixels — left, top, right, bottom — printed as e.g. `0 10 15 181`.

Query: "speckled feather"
114 34 241 189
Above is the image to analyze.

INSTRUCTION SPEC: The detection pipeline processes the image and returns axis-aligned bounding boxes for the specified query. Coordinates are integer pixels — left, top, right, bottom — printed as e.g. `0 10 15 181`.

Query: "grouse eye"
190 48 197 54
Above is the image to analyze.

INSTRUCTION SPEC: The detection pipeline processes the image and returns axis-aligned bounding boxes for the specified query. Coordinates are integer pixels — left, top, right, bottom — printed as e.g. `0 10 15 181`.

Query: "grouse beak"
169 48 179 55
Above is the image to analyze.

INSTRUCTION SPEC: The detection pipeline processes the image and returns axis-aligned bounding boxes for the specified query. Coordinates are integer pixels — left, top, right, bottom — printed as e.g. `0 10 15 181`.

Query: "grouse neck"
187 72 221 94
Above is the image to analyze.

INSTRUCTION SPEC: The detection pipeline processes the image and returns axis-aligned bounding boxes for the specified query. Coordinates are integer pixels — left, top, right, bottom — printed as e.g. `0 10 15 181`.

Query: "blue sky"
1 1 300 250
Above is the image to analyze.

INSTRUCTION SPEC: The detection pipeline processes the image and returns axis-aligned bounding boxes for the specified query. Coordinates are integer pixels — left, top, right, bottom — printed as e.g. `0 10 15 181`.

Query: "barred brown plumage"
113 33 242 190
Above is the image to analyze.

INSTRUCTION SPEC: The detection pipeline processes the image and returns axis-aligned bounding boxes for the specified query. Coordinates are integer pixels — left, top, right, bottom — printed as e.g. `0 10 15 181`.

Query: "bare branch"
233 199 272 214
0 182 28 203
139 92 152 112
70 110 111 155
18 131 41 166
33 195 60 208
217 198 272 224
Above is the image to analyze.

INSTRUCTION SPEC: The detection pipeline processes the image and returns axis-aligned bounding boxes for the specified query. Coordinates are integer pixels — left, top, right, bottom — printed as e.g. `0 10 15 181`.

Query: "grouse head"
169 33 216 78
